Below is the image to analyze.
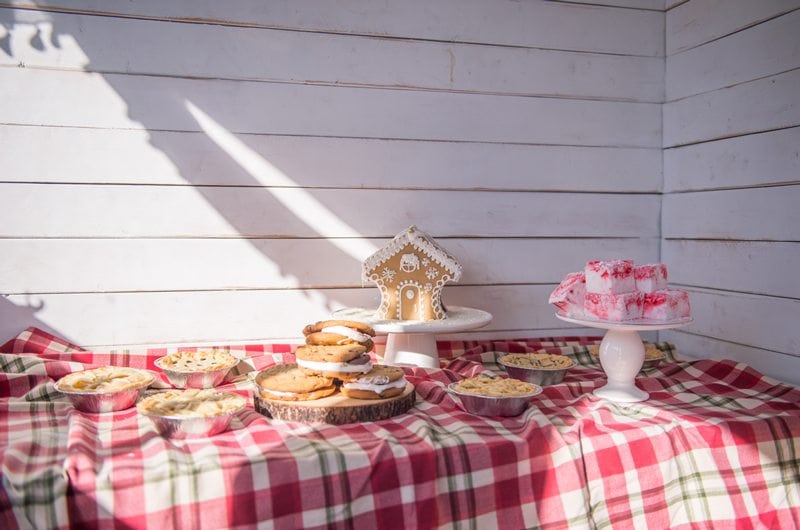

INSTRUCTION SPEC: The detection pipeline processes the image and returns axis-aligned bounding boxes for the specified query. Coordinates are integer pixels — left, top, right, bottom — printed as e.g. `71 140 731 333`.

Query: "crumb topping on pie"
155 350 238 372
500 353 575 370
56 366 154 393
138 389 246 417
588 344 664 360
452 376 538 397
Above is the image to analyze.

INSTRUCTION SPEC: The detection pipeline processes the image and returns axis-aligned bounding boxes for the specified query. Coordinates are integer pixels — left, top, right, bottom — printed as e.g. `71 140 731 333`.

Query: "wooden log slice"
254 383 416 424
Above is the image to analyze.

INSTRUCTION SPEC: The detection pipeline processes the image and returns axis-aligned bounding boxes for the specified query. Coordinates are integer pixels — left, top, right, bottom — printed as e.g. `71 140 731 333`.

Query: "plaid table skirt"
1 327 799 529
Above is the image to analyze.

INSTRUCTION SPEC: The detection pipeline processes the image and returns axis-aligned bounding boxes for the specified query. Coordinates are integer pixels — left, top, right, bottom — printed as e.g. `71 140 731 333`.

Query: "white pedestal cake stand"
555 311 692 403
332 306 492 369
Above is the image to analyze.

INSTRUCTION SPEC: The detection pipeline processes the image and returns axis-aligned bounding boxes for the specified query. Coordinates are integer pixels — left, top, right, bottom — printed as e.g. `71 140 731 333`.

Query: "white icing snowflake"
426 267 438 280
421 257 430 267
423 283 433 292
381 268 396 281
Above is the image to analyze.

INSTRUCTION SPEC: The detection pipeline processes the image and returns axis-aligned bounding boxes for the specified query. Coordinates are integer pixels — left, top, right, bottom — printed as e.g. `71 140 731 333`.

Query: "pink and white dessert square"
584 292 644 321
643 290 690 321
548 271 585 317
635 263 668 293
585 260 635 294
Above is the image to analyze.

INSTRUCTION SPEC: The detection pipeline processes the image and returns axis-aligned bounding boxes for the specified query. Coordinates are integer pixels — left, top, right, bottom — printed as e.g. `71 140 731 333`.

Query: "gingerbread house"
362 226 462 321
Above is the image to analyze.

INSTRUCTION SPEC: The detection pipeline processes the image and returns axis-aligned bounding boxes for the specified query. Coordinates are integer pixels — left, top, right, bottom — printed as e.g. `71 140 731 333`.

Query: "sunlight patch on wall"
185 101 378 262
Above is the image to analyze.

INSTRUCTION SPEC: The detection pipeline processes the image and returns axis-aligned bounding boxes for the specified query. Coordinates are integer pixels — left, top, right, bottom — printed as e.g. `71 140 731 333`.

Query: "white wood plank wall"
662 0 800 385
0 1 664 349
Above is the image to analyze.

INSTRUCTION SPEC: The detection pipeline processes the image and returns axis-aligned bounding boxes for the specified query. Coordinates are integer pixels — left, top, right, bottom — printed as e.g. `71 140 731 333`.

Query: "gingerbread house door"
398 283 421 320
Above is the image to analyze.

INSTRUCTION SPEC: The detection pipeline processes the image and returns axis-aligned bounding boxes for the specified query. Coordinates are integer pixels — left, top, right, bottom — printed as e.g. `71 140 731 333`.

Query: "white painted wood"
0 69 662 148
0 0 665 56
0 126 663 192
666 0 800 55
0 9 664 102
0 2 666 355
0 285 575 347
664 127 800 192
660 330 800 387
666 9 800 101
662 240 800 299
665 0 688 10
677 288 798 354
0 184 662 238
663 69 800 147
662 186 800 241
0 237 660 293
662 0 800 387
549 0 665 11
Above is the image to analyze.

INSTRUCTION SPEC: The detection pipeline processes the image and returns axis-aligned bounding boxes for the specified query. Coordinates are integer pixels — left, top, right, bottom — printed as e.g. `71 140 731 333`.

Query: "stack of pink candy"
548 259 690 322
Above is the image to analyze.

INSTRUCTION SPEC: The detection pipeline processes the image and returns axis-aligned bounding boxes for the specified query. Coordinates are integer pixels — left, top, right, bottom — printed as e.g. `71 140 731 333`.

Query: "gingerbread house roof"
362 226 462 281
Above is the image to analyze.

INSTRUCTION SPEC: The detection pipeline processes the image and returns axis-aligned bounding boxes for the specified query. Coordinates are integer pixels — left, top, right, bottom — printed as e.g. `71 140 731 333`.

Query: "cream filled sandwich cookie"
256 363 337 401
303 320 376 352
303 319 375 338
294 344 373 381
340 365 408 400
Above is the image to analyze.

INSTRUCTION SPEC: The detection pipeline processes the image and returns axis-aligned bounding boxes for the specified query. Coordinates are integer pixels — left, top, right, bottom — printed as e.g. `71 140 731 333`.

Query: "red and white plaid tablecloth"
1 327 799 529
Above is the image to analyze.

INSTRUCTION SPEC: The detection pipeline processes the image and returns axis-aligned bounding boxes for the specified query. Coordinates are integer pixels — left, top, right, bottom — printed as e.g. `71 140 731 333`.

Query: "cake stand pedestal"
332 306 492 369
555 312 692 403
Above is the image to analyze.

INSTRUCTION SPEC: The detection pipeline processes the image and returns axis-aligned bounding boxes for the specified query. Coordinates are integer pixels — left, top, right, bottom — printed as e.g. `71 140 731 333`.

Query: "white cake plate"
555 311 692 403
332 306 493 369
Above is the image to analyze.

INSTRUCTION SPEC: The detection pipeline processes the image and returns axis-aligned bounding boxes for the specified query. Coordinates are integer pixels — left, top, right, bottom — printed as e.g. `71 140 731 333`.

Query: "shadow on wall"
0 8 393 338
0 296 78 345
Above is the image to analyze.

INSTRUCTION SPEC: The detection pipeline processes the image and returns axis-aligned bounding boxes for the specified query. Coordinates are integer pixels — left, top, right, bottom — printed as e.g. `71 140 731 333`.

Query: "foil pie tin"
154 357 237 389
641 354 666 370
447 381 542 417
138 391 246 439
54 371 156 413
499 355 575 387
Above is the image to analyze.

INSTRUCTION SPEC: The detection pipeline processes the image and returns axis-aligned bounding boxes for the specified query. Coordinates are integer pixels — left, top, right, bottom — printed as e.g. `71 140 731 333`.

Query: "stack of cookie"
297 319 376 379
256 319 409 402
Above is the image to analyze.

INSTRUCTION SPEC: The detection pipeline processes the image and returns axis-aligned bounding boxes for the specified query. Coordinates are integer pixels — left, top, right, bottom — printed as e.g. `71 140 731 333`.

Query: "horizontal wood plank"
0 8 664 102
662 186 800 241
662 240 800 299
0 285 577 347
659 330 800 387
674 288 799 354
666 0 800 55
0 69 662 148
549 0 664 10
0 0 664 56
0 237 659 293
0 125 663 192
664 126 800 192
0 184 662 239
666 9 800 100
665 0 688 9
663 69 800 147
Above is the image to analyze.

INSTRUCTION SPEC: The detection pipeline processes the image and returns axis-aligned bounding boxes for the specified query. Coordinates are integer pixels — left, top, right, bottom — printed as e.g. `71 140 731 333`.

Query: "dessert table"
1 327 799 529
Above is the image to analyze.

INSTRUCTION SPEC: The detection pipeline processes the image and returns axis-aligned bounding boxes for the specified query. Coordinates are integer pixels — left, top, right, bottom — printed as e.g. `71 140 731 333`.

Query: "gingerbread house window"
362 226 462 321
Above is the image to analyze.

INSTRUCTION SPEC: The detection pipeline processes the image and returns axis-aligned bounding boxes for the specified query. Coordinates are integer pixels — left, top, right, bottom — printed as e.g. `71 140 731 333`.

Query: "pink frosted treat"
584 260 635 294
643 290 691 320
584 292 644 321
635 263 668 293
548 271 585 317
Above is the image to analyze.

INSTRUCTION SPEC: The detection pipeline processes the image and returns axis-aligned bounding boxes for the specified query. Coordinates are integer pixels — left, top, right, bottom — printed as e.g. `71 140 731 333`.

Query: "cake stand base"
384 333 439 368
332 306 493 369
555 311 692 404
594 328 649 402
